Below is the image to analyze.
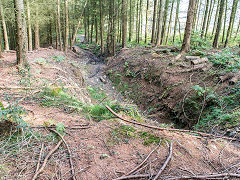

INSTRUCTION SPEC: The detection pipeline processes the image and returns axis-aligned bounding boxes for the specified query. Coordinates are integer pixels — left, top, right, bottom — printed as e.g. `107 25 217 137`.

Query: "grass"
109 124 163 146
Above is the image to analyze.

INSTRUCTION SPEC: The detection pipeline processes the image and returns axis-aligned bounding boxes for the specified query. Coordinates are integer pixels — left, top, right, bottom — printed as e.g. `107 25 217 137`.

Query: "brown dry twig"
124 144 160 176
49 129 76 180
153 142 173 180
35 143 44 173
32 140 63 180
105 105 239 142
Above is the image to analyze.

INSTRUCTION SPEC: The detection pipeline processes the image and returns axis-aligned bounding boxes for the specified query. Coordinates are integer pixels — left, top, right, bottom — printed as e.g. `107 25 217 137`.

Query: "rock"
100 154 110 159
99 77 107 84
48 46 53 49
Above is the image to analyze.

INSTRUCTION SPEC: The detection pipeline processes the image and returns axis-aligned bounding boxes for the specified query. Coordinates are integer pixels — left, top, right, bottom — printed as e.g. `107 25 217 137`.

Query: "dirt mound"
105 47 233 129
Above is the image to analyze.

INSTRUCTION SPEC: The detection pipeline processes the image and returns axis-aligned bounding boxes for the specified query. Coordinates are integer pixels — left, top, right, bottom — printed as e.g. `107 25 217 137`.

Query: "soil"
105 47 235 130
0 48 239 179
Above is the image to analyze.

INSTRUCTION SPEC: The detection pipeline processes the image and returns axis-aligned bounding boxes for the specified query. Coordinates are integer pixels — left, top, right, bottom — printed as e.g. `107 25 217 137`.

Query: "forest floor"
0 47 240 179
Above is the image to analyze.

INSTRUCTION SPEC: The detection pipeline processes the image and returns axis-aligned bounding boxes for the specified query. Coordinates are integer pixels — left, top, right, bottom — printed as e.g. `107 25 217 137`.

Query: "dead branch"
125 145 160 176
105 105 239 142
32 140 63 180
0 85 83 90
153 142 173 180
229 71 240 85
190 57 208 65
219 72 234 82
49 129 76 180
165 173 240 180
35 143 44 173
113 173 240 180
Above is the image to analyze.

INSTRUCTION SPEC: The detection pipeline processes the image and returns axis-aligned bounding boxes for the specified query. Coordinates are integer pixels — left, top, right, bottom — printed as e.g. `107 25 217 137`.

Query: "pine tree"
181 0 196 53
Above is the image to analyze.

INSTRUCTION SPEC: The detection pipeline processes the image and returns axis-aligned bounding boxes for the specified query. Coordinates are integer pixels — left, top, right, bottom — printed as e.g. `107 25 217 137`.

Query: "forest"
0 0 240 179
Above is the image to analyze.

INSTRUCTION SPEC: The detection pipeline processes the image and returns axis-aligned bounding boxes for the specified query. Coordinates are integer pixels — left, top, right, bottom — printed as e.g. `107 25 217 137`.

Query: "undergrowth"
109 124 163 146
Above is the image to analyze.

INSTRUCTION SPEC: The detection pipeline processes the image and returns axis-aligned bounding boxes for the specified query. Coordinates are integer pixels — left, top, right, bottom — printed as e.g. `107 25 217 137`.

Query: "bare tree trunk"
221 0 227 43
161 0 169 45
213 0 225 48
151 0 157 43
173 0 180 43
195 0 202 31
71 0 88 48
224 0 239 47
181 0 196 53
212 0 220 36
205 0 215 39
166 0 175 44
234 18 240 40
201 0 209 37
135 0 139 42
0 1 9 51
26 0 32 51
57 0 62 51
145 0 149 43
34 9 40 50
100 0 104 54
156 0 164 46
64 0 69 53
14 0 28 65
129 0 132 42
0 30 3 57
122 0 127 48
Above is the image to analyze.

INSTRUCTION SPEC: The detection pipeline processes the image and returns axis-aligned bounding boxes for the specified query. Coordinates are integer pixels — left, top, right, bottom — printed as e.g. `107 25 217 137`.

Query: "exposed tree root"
105 105 239 142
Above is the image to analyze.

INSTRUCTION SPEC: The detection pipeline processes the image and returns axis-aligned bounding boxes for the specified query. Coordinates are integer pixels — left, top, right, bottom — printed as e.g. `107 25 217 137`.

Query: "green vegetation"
110 124 162 146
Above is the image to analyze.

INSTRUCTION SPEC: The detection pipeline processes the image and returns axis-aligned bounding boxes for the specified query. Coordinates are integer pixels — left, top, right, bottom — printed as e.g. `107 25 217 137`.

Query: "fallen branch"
35 143 44 173
190 57 208 65
125 145 160 176
113 172 240 180
105 105 239 142
0 85 83 90
165 173 240 180
153 142 173 180
49 129 76 180
32 140 63 180
229 71 240 85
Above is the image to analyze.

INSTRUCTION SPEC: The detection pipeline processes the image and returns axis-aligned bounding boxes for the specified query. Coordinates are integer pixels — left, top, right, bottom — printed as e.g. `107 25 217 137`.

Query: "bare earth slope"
0 48 239 179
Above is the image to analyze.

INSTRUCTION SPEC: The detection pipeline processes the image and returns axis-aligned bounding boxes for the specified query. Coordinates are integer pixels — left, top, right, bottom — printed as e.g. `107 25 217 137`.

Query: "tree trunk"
173 0 180 43
195 0 202 31
151 0 157 43
234 18 240 40
145 0 149 43
35 8 40 50
71 0 88 48
135 0 139 42
224 0 239 47
212 0 220 36
122 0 127 48
201 0 209 38
57 0 62 51
64 0 69 53
100 0 104 54
204 0 215 39
0 30 3 57
26 0 32 51
160 0 169 45
0 1 9 51
181 0 196 53
14 0 28 65
156 0 164 46
129 0 132 42
221 0 227 43
166 0 175 44
192 0 199 31
213 0 225 48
